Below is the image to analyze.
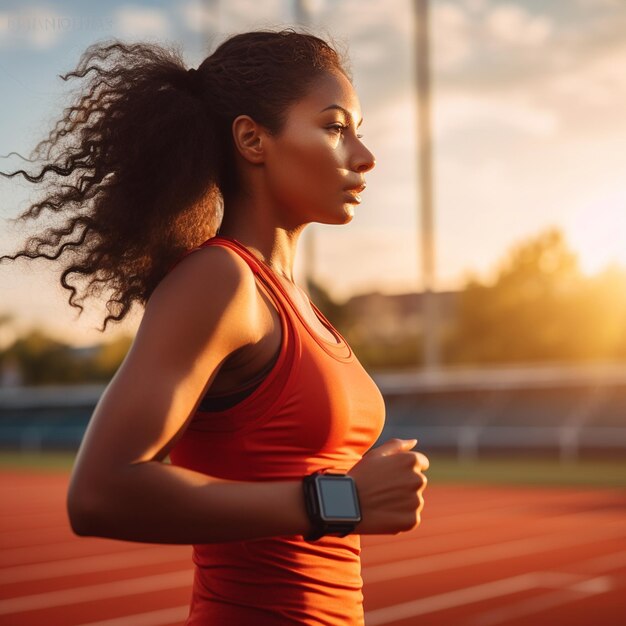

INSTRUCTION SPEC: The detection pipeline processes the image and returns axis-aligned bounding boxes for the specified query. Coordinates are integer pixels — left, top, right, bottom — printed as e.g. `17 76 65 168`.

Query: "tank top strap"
203 236 265 274
169 236 300 432
176 236 294 325
168 235 352 362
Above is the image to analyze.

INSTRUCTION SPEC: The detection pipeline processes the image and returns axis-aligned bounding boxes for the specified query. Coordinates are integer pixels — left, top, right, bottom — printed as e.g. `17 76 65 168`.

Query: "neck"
218 197 307 285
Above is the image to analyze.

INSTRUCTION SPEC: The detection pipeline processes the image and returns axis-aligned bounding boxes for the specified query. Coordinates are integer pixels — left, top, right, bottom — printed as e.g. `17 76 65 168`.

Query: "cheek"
269 133 340 200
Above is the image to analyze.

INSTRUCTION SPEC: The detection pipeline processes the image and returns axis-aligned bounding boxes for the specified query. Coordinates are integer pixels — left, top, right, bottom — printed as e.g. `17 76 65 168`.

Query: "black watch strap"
305 521 356 542
302 470 360 542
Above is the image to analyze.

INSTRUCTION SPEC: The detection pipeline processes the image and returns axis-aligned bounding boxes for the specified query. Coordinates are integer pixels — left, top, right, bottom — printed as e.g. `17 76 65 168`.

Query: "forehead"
289 71 362 123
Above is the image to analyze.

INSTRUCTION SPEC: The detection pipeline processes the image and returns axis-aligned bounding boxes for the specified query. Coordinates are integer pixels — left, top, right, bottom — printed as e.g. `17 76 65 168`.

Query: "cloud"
436 90 560 139
576 0 623 7
113 5 171 39
0 6 66 50
547 40 626 111
432 1 473 71
485 3 552 48
463 0 489 12
178 0 219 35
177 0 285 37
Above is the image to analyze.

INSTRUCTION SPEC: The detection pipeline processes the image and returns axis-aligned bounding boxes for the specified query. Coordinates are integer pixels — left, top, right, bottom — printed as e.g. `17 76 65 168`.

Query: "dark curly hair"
0 28 350 332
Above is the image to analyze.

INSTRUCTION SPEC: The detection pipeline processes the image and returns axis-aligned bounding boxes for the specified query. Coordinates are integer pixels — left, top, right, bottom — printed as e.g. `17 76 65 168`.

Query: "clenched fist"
348 438 429 535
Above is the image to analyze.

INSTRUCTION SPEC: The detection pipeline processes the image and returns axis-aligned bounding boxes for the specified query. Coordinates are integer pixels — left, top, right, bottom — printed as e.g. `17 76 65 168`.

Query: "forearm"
68 461 312 544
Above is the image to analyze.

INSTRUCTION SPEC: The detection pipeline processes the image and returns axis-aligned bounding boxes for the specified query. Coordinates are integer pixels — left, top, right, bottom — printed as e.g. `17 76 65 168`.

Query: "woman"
1 29 428 625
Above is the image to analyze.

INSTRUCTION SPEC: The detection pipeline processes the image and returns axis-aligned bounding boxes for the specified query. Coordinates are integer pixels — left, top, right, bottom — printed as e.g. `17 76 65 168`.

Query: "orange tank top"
168 235 386 625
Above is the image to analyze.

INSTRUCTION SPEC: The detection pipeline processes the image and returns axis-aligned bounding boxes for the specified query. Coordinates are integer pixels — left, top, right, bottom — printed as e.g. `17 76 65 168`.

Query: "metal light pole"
294 0 312 26
415 0 440 369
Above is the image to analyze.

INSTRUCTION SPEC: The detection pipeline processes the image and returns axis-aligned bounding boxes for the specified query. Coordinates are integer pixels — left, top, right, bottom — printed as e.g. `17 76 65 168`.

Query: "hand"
348 438 429 535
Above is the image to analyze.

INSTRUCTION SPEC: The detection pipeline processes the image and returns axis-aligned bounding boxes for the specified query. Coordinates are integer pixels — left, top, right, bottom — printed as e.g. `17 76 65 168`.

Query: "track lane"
1 470 625 625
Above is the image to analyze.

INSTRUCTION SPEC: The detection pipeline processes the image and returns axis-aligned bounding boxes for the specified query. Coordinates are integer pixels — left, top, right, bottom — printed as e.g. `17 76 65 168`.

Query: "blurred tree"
2 227 624 381
306 278 425 369
90 334 133 380
5 330 80 385
306 276 347 329
347 331 424 370
444 228 626 364
0 328 134 386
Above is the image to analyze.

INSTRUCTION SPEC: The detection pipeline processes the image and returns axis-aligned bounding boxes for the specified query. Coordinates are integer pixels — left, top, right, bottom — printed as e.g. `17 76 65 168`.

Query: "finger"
415 452 430 471
416 472 428 492
378 438 419 457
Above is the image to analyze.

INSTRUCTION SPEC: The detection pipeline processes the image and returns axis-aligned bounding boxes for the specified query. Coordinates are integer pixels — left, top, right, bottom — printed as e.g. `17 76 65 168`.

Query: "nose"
352 142 376 173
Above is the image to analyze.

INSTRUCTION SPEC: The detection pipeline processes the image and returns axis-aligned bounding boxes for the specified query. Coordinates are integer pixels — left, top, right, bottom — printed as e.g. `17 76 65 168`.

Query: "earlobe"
232 115 265 165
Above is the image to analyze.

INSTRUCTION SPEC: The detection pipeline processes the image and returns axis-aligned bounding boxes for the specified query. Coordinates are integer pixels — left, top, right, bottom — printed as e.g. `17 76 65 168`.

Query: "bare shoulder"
68 243 262 479
144 243 262 353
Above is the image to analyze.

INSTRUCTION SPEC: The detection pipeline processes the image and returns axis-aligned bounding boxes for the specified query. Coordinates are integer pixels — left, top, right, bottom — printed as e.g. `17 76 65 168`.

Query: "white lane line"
364 503 620 555
364 573 539 625
364 572 614 626
76 605 190 626
1 541 157 565
574 548 626 574
470 549 626 626
0 546 190 583
363 522 626 584
364 526 532 565
363 502 537 547
471 576 614 626
570 576 613 594
363 505 537 552
0 570 193 615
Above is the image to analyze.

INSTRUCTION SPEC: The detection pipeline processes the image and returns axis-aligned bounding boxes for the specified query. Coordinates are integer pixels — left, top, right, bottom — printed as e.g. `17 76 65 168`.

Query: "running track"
1 470 625 625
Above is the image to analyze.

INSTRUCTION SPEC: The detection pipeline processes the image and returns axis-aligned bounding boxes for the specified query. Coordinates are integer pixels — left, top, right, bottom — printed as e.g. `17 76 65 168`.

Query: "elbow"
66 480 106 537
66 489 94 536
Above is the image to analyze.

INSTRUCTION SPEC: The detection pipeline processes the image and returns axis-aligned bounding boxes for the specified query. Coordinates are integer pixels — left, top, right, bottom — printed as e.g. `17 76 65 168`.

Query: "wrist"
302 470 362 542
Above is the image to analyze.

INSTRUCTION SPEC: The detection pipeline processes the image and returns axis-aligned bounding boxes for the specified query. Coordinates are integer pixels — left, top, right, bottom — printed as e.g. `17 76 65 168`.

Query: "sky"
0 0 625 347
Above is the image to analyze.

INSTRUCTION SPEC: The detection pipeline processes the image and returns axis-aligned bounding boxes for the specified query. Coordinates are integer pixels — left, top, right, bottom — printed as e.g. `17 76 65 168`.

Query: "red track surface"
1 470 625 625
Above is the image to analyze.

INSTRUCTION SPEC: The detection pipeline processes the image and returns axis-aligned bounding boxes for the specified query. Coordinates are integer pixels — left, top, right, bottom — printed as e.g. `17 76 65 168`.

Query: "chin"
312 208 354 226
342 205 356 222
328 212 354 226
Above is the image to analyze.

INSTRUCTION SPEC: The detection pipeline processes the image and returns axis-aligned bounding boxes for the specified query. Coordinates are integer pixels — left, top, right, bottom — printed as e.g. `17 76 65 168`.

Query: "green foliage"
2 227 625 382
3 451 625 487
90 334 134 379
306 278 422 369
0 330 133 385
347 332 422 370
305 276 346 328
305 228 626 368
445 228 626 364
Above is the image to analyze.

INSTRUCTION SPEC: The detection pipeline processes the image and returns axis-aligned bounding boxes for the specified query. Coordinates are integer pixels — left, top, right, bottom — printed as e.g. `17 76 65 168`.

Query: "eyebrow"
320 104 363 128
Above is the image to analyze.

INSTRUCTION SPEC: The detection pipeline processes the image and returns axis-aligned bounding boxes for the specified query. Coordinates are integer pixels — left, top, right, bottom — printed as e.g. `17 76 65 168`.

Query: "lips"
344 183 367 194
343 181 367 205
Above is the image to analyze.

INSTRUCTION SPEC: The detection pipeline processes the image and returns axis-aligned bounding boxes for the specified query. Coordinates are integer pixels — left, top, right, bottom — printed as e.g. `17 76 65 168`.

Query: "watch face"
317 476 361 521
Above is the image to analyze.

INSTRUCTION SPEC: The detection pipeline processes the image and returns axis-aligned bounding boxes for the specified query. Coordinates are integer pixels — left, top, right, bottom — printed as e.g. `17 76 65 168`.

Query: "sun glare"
568 188 626 276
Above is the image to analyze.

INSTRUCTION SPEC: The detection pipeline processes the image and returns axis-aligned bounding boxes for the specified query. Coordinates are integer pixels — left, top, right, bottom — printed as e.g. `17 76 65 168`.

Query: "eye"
327 124 364 140
327 124 346 134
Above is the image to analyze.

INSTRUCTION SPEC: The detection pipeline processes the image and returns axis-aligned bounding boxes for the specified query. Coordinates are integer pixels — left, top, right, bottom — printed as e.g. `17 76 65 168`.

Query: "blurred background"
1 0 625 461
1 2 625 626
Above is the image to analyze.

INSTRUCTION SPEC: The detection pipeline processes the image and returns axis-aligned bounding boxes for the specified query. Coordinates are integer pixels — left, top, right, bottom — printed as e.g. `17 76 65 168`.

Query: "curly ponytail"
0 29 349 332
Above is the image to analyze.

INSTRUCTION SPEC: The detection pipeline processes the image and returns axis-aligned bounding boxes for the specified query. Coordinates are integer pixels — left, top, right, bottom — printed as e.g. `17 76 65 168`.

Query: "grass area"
0 451 77 471
426 454 626 488
0 451 625 488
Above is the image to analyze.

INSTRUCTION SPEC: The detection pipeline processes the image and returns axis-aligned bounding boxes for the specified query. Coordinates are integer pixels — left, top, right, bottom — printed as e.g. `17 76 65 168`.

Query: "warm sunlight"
569 187 626 276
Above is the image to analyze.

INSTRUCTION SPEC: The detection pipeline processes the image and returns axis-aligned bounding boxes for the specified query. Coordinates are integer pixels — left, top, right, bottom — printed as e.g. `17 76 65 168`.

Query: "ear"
231 115 267 165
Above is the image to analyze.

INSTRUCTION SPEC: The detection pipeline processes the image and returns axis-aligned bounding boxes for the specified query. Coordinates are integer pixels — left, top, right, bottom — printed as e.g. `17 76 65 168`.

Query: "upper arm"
69 245 260 488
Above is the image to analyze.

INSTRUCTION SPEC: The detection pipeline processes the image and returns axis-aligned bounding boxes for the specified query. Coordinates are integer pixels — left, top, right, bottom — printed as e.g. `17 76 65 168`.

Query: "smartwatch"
302 470 362 542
